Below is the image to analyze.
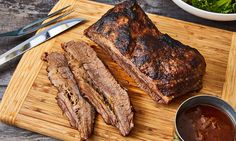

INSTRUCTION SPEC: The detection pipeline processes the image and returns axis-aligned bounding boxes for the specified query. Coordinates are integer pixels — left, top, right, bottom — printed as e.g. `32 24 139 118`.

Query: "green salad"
184 0 236 13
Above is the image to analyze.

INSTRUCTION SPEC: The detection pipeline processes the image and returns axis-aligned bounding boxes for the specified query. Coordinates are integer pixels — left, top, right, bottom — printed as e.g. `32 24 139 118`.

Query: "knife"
0 18 84 66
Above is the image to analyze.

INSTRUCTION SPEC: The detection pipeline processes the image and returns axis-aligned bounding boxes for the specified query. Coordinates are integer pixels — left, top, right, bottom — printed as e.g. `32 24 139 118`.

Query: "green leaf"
185 0 236 13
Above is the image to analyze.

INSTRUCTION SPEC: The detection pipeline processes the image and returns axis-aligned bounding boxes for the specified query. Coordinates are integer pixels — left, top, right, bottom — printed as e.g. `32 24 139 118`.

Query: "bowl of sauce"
175 95 236 141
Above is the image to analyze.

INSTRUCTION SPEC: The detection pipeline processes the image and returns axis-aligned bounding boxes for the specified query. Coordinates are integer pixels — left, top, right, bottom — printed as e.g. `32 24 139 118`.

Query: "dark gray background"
0 0 235 140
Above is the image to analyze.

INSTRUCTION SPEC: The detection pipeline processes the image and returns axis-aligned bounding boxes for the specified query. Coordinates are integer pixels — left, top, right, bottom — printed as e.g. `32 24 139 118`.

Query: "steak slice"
84 0 206 104
62 41 134 136
42 52 95 140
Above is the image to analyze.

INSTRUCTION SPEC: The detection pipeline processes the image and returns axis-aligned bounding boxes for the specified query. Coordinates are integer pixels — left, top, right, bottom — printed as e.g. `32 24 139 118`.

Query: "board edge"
222 32 236 109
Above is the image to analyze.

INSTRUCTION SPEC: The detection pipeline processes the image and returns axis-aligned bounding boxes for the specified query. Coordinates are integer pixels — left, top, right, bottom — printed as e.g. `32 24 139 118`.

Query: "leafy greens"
184 0 236 13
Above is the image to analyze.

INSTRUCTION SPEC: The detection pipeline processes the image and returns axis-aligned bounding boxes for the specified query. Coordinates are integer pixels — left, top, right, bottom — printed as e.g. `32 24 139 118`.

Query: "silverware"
0 5 72 37
0 18 84 66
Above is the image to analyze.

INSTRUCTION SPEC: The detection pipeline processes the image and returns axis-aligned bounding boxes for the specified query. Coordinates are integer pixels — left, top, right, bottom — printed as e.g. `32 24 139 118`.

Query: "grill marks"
84 0 206 104
62 41 134 136
42 52 95 140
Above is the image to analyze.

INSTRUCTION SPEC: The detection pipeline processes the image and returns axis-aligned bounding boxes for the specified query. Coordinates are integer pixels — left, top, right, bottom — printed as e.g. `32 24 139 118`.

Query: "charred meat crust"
42 52 95 140
84 0 206 104
62 41 134 136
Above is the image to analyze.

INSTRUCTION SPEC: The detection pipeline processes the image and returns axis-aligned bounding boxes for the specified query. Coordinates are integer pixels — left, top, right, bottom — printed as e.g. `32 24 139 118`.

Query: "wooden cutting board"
0 0 235 140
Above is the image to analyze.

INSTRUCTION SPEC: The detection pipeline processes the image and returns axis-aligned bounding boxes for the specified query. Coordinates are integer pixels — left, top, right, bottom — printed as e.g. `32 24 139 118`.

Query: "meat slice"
84 0 206 104
42 52 95 140
62 41 134 136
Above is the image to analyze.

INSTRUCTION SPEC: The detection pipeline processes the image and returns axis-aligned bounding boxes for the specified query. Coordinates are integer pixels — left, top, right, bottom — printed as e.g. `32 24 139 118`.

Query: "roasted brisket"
84 0 206 104
42 52 95 140
62 41 134 136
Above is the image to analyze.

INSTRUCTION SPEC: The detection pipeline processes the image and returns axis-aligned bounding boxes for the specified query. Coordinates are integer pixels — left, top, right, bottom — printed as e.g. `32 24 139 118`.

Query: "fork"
0 5 73 37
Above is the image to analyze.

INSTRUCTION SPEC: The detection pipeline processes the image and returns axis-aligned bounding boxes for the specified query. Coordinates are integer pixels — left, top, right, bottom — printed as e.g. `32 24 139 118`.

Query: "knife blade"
0 18 84 66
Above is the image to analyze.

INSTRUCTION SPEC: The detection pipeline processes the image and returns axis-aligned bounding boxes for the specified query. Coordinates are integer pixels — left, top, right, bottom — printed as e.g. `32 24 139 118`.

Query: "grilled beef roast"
42 52 95 140
62 41 134 136
84 0 206 104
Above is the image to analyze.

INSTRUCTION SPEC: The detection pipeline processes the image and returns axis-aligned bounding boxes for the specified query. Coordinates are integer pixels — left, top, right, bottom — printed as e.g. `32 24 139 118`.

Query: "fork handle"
0 31 17 37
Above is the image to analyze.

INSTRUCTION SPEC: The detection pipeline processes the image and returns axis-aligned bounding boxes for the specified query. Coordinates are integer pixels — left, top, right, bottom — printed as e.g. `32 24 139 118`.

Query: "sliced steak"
62 41 134 136
42 52 95 140
84 0 206 104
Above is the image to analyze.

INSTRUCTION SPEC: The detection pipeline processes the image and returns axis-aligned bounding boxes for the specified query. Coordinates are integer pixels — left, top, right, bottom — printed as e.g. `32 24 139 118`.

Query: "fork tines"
0 5 73 37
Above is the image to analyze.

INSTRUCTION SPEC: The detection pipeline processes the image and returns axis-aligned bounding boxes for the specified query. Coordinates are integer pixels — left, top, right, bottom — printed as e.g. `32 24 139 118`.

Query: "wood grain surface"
0 0 236 140
222 33 236 109
0 0 235 141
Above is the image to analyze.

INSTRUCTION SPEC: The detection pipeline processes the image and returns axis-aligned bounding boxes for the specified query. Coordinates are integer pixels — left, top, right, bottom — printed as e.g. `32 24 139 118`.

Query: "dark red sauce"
177 105 236 141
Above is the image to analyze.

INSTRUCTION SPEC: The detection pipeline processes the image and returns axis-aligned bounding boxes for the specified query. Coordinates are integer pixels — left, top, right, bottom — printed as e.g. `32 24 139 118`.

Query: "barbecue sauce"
177 105 235 141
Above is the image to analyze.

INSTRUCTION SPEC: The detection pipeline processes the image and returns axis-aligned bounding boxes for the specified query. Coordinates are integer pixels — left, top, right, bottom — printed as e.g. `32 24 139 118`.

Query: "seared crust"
42 52 95 140
84 0 206 103
62 41 134 136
